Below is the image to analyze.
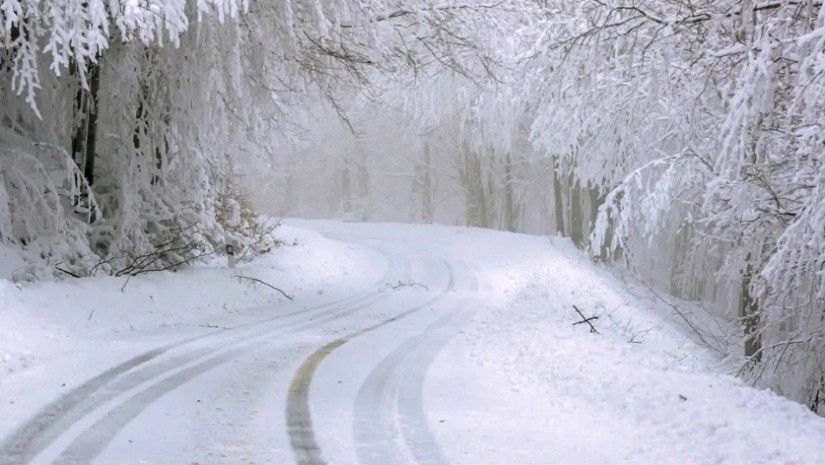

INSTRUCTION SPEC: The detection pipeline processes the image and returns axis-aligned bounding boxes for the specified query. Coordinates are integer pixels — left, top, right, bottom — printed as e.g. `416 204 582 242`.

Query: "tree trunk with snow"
552 157 565 236
740 261 762 363
502 152 519 232
460 146 490 228
569 172 583 248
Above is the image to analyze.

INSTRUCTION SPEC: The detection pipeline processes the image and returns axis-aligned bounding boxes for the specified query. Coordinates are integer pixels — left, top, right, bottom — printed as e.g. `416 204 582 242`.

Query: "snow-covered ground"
1 220 824 465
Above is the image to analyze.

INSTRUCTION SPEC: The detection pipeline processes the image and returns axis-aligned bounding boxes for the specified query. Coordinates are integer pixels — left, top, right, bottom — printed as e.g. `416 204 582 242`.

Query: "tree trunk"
422 142 433 223
357 151 370 221
503 152 519 232
740 265 762 362
569 173 584 248
459 144 488 228
588 184 605 239
283 161 297 216
552 156 565 236
84 62 100 186
670 228 686 298
70 60 100 222
341 156 352 215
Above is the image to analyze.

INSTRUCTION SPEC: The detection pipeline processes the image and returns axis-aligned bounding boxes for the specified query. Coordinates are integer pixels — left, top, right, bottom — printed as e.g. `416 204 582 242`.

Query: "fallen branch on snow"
233 275 294 301
634 279 726 355
55 264 82 278
572 305 600 334
199 323 231 330
391 280 430 291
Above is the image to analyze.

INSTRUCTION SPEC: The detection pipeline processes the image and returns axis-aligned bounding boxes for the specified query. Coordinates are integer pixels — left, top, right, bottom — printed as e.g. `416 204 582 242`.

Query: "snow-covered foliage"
1 0 246 113
0 127 94 278
2 5 251 277
1 0 524 277
524 0 825 410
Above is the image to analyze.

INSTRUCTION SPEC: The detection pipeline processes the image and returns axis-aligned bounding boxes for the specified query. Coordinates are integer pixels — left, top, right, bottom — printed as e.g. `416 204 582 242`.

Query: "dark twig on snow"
89 255 120 276
634 279 725 355
115 240 210 277
233 275 294 301
120 274 133 293
199 323 231 330
112 223 211 278
391 280 430 291
572 305 600 334
55 265 82 278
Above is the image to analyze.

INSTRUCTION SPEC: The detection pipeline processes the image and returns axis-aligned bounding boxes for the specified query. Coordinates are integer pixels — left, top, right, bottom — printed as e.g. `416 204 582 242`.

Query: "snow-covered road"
0 225 484 465
2 220 825 465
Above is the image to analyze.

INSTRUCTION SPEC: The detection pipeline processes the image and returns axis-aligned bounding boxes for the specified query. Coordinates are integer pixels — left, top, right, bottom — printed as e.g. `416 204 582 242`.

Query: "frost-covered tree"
520 0 825 411
1 0 526 276
1 1 260 276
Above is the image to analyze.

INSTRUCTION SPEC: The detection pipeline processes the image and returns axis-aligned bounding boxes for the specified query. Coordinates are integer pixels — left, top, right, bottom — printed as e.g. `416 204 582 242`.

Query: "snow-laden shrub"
216 188 280 260
0 128 95 279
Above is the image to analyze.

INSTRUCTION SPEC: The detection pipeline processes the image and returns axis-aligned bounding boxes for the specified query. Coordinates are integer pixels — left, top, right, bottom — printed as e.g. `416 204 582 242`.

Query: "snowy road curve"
0 229 480 465
4 220 825 465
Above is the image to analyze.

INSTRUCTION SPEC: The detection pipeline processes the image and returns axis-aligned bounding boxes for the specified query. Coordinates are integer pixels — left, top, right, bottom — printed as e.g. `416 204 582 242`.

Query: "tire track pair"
353 262 480 465
286 258 460 465
0 244 410 465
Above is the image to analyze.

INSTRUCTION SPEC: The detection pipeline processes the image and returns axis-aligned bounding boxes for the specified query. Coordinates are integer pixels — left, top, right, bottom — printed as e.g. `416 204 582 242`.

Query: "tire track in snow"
353 262 478 465
53 338 304 465
286 259 457 465
53 346 249 465
0 241 408 465
0 338 207 465
43 252 413 465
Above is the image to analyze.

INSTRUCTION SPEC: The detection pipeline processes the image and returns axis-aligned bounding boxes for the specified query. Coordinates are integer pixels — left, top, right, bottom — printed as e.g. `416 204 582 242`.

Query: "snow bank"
0 225 375 381
430 226 825 465
0 244 29 282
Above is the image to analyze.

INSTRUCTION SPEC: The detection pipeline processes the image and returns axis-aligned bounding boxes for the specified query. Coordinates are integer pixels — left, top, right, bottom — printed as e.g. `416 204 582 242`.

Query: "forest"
1 0 824 415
